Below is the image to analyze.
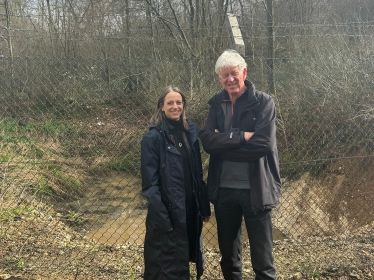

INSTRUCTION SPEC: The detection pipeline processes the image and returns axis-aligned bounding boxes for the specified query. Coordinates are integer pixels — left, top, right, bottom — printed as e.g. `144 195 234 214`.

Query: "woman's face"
162 91 184 121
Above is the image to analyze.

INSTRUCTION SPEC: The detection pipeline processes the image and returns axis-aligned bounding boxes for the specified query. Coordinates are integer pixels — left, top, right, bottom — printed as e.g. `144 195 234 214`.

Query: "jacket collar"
152 118 198 143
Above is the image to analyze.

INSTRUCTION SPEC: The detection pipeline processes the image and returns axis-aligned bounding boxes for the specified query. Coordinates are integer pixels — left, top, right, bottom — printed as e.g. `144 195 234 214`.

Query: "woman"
141 86 211 280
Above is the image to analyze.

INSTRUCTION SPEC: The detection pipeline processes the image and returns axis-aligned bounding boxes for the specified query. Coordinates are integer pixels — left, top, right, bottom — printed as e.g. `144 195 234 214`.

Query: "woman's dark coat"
141 118 210 280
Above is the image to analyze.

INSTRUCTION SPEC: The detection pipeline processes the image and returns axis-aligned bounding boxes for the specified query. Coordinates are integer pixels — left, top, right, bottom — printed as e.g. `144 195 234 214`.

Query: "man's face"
218 66 247 96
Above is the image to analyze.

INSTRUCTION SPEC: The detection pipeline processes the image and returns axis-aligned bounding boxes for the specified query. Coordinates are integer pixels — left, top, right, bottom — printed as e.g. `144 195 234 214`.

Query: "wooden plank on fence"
225 13 245 56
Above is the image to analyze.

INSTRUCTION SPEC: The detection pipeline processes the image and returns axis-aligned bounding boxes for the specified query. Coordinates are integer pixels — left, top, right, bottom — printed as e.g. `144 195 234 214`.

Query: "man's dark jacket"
199 80 281 211
141 118 211 280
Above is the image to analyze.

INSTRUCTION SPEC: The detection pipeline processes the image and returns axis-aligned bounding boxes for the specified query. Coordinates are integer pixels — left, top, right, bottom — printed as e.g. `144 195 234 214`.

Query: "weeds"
0 207 33 221
17 260 25 270
32 175 53 196
65 211 86 226
130 268 135 280
312 270 321 278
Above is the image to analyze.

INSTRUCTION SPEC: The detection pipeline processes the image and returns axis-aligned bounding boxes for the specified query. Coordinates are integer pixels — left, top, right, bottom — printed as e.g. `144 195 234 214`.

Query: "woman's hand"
203 216 210 223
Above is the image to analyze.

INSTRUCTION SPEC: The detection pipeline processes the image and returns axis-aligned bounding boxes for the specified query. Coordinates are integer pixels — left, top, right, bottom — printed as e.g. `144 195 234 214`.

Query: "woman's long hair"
150 85 189 131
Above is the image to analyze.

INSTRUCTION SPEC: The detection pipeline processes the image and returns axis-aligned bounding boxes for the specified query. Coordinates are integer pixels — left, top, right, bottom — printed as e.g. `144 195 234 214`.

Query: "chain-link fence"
1 53 373 279
1 1 374 279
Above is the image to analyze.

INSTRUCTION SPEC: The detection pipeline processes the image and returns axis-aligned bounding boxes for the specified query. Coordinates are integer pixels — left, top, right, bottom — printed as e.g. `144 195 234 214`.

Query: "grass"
107 155 140 174
0 117 85 203
0 112 143 240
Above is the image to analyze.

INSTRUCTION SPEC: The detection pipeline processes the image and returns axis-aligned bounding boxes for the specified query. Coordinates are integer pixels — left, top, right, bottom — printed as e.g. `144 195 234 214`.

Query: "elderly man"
199 49 281 280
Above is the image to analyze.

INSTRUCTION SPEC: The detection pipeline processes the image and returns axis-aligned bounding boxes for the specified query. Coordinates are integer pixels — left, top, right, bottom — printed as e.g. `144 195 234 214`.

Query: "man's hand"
244 132 254 142
216 129 253 141
203 216 210 223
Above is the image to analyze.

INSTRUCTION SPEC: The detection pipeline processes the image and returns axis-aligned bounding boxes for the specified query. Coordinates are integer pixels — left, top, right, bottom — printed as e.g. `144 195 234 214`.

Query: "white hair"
215 49 247 75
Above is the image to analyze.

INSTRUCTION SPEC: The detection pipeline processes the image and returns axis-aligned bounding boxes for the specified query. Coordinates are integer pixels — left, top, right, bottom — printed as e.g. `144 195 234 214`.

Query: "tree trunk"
4 0 13 78
266 0 275 94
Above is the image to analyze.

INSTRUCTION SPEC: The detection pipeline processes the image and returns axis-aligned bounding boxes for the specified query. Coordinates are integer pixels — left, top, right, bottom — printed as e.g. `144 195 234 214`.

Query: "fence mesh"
1 1 374 279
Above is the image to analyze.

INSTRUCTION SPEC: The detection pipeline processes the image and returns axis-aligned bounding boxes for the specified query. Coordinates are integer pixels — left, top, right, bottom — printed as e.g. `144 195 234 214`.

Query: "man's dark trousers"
215 188 276 280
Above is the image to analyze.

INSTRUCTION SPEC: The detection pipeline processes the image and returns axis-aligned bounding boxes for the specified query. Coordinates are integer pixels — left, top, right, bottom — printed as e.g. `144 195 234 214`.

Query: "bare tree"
2 0 14 77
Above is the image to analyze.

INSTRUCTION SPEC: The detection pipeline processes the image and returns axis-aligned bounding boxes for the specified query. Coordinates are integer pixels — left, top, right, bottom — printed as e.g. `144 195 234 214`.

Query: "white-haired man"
199 49 281 280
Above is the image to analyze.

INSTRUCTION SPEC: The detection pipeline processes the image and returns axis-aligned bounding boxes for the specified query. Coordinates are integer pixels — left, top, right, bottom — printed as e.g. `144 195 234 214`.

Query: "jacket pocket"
241 111 256 132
